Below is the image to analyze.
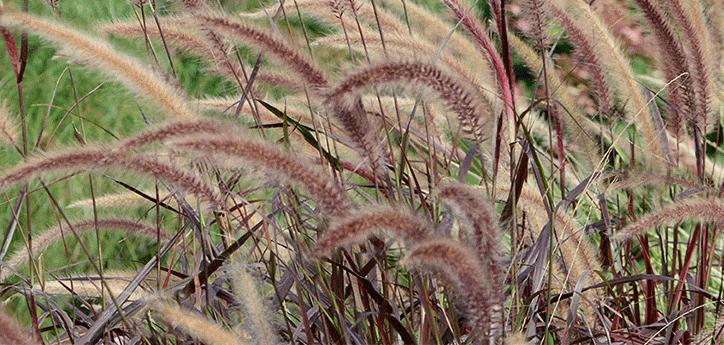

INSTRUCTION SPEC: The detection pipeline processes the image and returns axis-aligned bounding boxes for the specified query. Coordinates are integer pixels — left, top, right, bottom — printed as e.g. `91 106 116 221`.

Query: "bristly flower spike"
435 179 504 293
614 197 724 239
0 149 221 205
2 218 167 281
314 207 433 256
172 133 353 218
0 11 196 120
403 238 502 342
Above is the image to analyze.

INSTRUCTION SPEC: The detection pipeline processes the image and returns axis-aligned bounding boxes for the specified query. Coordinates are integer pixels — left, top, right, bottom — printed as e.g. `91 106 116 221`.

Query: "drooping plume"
314 207 433 255
403 238 502 342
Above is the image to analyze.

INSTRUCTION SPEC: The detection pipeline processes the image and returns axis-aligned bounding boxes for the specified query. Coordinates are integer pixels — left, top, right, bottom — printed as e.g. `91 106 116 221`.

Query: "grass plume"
2 218 167 281
0 149 221 204
39 270 159 301
668 0 713 127
116 118 229 152
441 0 515 139
0 308 39 345
436 179 504 290
402 238 501 342
325 60 494 140
149 300 252 345
191 11 328 91
171 133 352 217
314 207 433 255
228 260 278 345
547 5 614 118
614 197 724 239
0 10 195 120
632 0 695 137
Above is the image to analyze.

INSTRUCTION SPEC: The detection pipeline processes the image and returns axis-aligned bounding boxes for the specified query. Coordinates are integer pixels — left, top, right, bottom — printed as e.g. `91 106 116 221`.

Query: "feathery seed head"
228 261 279 345
0 11 195 120
324 97 374 152
192 12 328 90
116 118 229 152
325 60 491 139
172 134 352 217
614 197 724 239
0 100 18 145
2 218 167 281
120 154 222 205
68 191 166 209
0 149 221 205
436 179 504 286
0 149 104 190
315 207 433 256
403 238 502 341
149 300 252 345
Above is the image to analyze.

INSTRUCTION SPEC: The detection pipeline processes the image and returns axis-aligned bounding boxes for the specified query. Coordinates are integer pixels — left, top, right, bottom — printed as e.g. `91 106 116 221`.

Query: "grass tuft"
2 0 724 343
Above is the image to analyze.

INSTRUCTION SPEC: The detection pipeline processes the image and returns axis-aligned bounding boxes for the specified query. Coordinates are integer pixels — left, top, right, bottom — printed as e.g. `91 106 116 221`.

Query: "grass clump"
1 0 724 343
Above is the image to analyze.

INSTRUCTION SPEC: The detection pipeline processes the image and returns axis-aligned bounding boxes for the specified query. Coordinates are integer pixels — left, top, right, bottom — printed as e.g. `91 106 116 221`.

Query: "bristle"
315 31 493 103
120 154 221 205
0 100 18 145
608 173 704 192
253 72 306 92
631 0 694 137
323 97 384 176
325 60 492 141
668 0 712 128
228 261 278 345
436 179 504 290
67 191 151 209
440 0 516 141
116 118 228 152
0 149 107 189
41 272 154 300
548 5 614 118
